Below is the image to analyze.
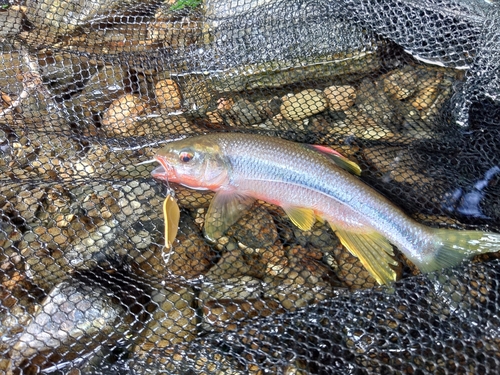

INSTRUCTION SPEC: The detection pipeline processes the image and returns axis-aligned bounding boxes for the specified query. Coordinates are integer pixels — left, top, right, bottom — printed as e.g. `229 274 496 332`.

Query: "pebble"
233 242 285 280
280 89 328 121
291 220 339 251
362 146 431 186
227 99 267 126
25 0 121 36
101 94 149 136
165 214 214 278
201 298 282 331
70 65 129 113
155 79 182 111
148 5 200 48
333 244 379 290
227 204 278 248
135 287 197 350
0 8 23 38
356 78 395 127
200 275 264 301
383 67 419 100
411 85 440 111
10 279 126 367
323 85 356 111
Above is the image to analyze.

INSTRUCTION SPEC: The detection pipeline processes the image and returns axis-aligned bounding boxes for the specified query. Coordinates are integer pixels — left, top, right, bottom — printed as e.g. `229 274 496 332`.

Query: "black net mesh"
1 0 500 374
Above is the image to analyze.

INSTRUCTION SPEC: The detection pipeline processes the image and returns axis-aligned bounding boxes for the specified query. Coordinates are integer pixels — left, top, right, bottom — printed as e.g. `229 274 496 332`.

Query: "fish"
151 133 500 285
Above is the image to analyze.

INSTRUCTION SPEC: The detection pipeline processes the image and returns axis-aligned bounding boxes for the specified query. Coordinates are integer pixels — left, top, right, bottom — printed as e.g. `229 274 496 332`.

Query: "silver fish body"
153 133 500 284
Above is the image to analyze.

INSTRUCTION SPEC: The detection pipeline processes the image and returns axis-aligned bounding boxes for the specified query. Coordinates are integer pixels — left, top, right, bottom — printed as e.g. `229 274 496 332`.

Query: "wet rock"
382 65 456 128
226 99 267 126
155 78 182 111
280 89 328 121
199 275 267 330
356 78 396 127
264 275 334 312
164 213 214 279
383 66 419 100
101 93 150 136
2 187 45 223
0 280 42 342
411 84 441 111
291 220 339 251
0 7 24 38
0 223 24 288
23 246 71 291
257 113 297 132
239 243 288 279
202 298 282 331
323 85 356 111
10 278 127 369
18 180 167 290
315 109 395 142
362 146 432 187
148 5 200 48
172 184 214 209
25 0 125 37
333 244 380 290
135 286 197 351
201 245 256 280
179 75 214 113
200 275 264 302
227 204 278 248
63 21 154 55
0 45 34 97
37 51 98 96
2 132 80 182
129 342 246 375
263 245 338 311
70 65 130 113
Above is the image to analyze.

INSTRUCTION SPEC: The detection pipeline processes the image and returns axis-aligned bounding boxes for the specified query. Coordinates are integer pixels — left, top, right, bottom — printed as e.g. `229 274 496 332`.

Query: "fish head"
152 137 230 190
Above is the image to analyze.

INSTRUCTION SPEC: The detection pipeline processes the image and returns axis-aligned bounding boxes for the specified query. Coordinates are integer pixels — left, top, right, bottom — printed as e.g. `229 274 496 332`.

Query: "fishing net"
1 0 500 373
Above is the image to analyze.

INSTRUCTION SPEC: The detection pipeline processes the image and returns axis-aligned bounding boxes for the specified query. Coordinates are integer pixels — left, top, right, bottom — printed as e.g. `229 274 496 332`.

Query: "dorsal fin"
306 144 362 176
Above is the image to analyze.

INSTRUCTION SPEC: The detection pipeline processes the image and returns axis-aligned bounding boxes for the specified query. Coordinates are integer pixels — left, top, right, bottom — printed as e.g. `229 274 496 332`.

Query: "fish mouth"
151 156 174 181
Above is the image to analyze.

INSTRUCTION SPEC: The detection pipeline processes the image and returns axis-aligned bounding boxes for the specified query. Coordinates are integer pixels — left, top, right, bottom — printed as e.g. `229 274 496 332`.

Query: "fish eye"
179 150 194 163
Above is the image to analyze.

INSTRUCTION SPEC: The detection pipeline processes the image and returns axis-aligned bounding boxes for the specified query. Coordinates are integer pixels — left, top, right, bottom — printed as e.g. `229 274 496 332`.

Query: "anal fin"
329 223 398 285
283 206 316 231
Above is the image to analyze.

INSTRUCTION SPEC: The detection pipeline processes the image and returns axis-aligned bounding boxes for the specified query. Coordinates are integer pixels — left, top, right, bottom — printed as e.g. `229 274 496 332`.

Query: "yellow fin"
316 215 325 224
284 206 316 231
306 144 362 176
416 228 500 273
329 223 398 285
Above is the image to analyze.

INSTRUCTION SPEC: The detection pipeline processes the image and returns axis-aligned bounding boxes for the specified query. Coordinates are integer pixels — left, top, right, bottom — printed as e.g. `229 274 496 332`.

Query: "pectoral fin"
283 206 316 231
204 190 255 242
328 223 398 285
306 144 362 176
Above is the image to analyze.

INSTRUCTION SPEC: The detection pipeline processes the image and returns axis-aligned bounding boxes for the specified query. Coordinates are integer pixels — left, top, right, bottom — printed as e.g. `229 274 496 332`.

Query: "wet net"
1 0 500 373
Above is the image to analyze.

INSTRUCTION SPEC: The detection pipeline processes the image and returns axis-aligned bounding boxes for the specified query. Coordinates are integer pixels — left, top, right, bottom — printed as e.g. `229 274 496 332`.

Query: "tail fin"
419 228 500 273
